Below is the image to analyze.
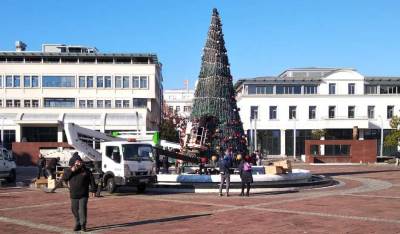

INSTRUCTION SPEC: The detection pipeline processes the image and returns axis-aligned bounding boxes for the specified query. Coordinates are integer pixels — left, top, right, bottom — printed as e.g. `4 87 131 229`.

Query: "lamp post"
378 115 384 157
1 116 4 147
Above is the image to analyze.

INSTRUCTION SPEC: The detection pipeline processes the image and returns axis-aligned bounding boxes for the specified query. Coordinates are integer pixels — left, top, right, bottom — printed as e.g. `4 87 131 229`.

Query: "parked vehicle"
0 147 16 183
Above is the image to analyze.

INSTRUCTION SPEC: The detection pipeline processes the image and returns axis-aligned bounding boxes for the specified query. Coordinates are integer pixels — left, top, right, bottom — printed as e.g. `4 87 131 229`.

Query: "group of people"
218 148 259 197
36 154 59 180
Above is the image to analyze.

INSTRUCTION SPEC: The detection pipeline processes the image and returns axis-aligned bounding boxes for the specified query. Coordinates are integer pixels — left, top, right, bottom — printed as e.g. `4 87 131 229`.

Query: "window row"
0 75 149 89
247 85 318 95
250 105 396 120
167 105 192 113
0 99 39 108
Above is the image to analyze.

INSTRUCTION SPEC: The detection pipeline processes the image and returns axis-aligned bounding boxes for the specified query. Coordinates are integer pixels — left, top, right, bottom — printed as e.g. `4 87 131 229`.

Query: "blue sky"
1 0 399 89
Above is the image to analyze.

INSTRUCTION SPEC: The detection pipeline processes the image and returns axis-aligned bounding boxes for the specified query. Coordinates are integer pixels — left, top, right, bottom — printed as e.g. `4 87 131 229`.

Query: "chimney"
15 41 27 52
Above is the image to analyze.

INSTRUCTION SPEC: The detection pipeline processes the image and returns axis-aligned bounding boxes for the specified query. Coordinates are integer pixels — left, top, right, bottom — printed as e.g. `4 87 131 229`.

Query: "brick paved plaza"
0 164 400 234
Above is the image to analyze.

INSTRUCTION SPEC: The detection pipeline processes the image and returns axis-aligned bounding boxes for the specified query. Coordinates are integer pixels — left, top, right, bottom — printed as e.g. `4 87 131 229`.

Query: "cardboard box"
265 166 284 175
273 160 292 173
47 179 56 189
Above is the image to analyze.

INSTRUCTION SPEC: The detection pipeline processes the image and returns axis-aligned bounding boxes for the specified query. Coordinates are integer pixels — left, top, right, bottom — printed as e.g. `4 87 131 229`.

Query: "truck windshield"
122 144 152 161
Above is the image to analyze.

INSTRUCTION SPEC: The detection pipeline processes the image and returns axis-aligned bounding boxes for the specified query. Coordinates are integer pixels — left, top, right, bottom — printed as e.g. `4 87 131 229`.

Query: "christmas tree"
191 8 247 154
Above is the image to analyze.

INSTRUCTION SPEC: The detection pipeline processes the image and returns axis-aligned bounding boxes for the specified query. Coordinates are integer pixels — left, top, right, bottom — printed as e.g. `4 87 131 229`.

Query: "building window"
13 76 20 87
24 100 31 108
42 76 75 87
348 106 355 118
250 85 273 95
115 76 122 88
123 76 129 88
304 85 318 94
32 76 39 87
168 106 173 113
105 100 111 108
79 76 86 88
329 83 336 94
387 105 394 119
87 76 94 88
44 98 75 108
79 100 86 108
368 106 375 119
329 106 336 118
123 100 130 108
184 106 192 112
6 100 13 107
348 83 355 95
250 106 258 120
24 76 31 87
176 106 181 113
0 100 2 107
132 98 147 108
276 85 301 94
289 106 296 119
14 100 21 108
0 75 2 88
140 76 148 89
269 106 277 120
87 100 94 108
105 76 112 88
97 76 104 88
132 76 140 88
97 100 104 108
115 100 122 108
309 106 316 119
380 86 398 94
365 85 377 94
6 76 12 87
32 100 39 108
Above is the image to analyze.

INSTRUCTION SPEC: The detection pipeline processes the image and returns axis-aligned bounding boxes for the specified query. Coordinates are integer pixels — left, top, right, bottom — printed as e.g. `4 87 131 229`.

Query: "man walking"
62 152 96 232
36 154 47 179
219 148 233 197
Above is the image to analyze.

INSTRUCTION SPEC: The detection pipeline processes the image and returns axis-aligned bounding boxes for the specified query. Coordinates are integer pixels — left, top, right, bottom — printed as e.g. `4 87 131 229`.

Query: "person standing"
36 154 47 179
219 148 233 197
62 152 96 232
255 151 262 166
239 155 253 197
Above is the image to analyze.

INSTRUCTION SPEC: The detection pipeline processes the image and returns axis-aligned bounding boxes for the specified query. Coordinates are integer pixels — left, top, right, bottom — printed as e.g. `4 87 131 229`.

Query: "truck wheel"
106 177 117 193
7 169 16 183
137 183 146 193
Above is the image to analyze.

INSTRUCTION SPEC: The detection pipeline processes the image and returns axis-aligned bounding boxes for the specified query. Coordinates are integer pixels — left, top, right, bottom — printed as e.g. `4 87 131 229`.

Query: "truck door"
103 145 124 177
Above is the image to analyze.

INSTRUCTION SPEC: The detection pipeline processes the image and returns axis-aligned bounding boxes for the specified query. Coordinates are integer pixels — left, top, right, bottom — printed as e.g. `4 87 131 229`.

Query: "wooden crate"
47 179 56 189
265 166 285 175
34 178 48 188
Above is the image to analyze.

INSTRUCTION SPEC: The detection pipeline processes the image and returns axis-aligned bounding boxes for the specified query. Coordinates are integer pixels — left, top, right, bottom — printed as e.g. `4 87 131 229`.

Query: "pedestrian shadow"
88 213 210 232
315 169 400 177
249 190 299 197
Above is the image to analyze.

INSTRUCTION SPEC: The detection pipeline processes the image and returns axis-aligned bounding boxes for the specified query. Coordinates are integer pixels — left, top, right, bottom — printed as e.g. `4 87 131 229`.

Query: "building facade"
235 68 400 157
0 42 163 150
164 88 194 118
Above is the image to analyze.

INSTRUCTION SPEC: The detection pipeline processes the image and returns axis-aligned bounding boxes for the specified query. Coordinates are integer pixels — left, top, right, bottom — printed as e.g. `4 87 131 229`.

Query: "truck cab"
101 142 156 193
0 147 17 183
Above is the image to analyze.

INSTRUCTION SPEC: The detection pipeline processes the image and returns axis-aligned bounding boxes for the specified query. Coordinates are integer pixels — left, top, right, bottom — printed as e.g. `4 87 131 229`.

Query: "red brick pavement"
0 164 399 233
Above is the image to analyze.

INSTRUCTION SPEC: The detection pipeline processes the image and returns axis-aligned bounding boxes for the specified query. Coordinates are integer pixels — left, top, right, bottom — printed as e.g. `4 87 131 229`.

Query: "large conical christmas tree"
191 8 247 154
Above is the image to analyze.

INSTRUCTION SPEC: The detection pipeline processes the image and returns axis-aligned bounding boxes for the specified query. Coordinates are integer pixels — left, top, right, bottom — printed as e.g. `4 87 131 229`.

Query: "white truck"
42 123 156 193
0 147 17 183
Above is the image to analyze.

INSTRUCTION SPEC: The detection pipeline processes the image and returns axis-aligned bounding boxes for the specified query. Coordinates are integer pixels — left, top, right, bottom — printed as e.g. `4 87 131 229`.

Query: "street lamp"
378 115 383 157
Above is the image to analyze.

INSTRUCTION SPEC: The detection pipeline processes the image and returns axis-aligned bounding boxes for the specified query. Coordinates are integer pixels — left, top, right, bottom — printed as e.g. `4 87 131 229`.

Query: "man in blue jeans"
63 152 96 232
219 148 233 196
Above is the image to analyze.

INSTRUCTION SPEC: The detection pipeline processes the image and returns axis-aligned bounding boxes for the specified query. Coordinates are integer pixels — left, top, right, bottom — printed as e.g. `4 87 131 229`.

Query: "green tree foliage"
384 115 400 147
159 118 180 142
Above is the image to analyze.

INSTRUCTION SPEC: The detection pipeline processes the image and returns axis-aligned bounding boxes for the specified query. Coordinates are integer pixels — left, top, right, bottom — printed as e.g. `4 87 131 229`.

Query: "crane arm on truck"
64 123 124 162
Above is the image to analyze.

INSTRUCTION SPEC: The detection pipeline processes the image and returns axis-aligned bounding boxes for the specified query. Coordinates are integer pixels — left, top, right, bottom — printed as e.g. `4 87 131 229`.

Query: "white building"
0 42 163 149
235 68 400 157
164 86 194 118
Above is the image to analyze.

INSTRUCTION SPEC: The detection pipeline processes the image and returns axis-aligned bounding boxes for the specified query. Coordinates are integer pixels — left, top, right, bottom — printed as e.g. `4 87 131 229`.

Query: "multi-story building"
235 68 400 157
164 84 194 117
0 42 163 150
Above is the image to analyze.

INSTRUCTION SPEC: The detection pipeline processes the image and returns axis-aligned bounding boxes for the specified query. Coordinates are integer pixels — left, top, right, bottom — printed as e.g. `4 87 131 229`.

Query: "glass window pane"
87 100 94 108
32 76 39 87
13 76 20 87
123 100 129 108
115 76 122 88
79 100 86 108
0 75 2 88
87 76 93 88
42 76 75 87
97 76 104 88
140 76 147 88
24 100 31 107
79 76 86 88
32 100 39 108
24 76 31 87
115 100 122 108
97 100 104 108
123 76 129 88
132 98 147 108
105 100 111 108
105 76 112 88
6 76 12 87
132 76 139 88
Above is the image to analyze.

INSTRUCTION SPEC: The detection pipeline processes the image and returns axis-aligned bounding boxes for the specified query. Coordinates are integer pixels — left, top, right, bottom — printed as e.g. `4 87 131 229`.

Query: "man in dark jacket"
36 154 47 179
63 152 96 232
218 148 233 196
